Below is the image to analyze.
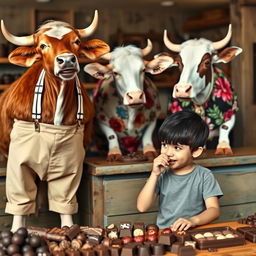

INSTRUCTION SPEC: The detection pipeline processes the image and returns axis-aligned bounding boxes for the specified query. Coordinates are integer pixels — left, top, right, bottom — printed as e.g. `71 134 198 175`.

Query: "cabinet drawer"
105 212 158 227
104 177 158 215
215 171 256 206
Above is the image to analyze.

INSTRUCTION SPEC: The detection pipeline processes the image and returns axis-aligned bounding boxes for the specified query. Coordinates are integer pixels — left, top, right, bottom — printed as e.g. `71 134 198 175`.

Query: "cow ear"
145 55 175 75
80 39 110 60
84 63 111 79
8 47 41 67
213 46 243 64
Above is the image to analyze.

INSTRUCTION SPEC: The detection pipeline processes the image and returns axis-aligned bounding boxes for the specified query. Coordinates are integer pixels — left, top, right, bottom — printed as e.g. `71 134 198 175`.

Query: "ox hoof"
144 151 159 160
215 147 233 155
107 154 123 161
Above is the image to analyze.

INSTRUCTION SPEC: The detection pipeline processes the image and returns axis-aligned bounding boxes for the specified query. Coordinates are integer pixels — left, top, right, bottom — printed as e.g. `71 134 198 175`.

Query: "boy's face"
160 143 202 173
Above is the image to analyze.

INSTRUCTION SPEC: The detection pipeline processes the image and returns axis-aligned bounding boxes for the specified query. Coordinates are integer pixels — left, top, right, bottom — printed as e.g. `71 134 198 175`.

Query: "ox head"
84 39 156 107
1 10 110 81
146 25 242 105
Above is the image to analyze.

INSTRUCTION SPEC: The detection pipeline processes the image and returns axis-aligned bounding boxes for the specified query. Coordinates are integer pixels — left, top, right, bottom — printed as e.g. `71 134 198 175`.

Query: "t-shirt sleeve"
203 170 223 200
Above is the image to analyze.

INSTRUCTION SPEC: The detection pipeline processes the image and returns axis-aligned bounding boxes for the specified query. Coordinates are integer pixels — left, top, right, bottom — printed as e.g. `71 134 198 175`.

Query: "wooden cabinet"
78 147 256 227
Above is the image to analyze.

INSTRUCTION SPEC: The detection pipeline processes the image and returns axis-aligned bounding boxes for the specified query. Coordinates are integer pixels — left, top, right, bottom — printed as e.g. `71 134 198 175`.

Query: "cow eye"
74 39 81 45
40 44 47 50
205 61 211 67
113 71 120 76
141 68 146 73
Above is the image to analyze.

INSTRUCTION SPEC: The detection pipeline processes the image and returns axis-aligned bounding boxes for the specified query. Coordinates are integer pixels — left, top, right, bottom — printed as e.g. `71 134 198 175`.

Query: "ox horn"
141 39 152 56
1 20 34 46
77 10 98 38
212 24 232 50
163 29 181 52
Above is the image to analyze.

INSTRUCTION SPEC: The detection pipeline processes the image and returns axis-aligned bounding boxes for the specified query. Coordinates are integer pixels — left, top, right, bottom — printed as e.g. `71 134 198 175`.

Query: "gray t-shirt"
155 164 223 229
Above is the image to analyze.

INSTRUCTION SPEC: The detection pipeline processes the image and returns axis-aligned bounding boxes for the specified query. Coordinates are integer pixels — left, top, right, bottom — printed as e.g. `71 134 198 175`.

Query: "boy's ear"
192 147 204 158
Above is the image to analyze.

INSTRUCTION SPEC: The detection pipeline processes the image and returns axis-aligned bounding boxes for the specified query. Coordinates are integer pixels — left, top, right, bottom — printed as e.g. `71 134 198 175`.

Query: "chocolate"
12 233 25 245
175 231 191 244
133 223 145 237
121 246 136 256
137 245 150 256
80 248 96 256
94 244 110 256
59 240 71 250
106 224 119 239
237 214 256 226
189 226 245 249
237 227 256 243
27 227 49 237
65 248 80 256
66 225 80 240
152 243 165 255
158 233 176 245
171 242 182 254
80 227 104 236
45 227 66 242
109 246 122 256
87 235 102 245
178 245 196 256
71 239 82 249
146 224 159 232
29 235 42 248
120 152 148 162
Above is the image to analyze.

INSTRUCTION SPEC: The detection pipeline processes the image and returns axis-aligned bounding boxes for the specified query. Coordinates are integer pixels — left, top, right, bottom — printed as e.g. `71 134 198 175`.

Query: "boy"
137 110 223 231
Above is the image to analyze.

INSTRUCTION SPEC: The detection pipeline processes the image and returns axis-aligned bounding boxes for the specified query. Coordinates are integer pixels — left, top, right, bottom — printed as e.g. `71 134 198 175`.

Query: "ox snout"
124 91 146 106
55 53 80 80
173 84 193 99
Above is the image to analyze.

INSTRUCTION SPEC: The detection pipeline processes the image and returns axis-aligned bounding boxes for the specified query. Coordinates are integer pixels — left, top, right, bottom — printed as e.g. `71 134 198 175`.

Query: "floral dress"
93 76 161 153
168 67 238 131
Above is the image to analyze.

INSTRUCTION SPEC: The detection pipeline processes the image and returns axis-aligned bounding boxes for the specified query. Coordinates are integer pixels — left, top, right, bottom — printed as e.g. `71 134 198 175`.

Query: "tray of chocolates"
237 226 256 243
188 226 245 250
238 213 256 226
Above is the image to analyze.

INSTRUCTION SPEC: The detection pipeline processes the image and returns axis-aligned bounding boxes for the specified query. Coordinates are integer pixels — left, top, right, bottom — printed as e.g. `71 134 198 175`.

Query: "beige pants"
5 119 85 215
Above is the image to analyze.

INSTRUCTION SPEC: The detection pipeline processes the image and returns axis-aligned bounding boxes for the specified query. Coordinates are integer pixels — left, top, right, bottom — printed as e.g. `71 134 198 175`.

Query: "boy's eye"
175 145 182 150
161 143 168 148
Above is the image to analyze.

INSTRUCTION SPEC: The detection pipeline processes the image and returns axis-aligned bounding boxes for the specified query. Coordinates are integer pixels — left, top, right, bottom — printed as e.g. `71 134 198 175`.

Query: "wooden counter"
166 221 256 256
77 147 256 227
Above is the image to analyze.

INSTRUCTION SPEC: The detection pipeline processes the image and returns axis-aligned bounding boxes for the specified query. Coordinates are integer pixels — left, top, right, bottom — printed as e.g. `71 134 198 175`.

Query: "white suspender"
32 69 84 124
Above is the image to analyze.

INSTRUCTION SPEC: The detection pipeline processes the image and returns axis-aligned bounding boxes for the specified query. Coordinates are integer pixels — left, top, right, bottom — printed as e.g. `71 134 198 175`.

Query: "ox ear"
8 46 41 67
84 63 111 79
145 55 175 75
213 46 243 64
80 39 110 60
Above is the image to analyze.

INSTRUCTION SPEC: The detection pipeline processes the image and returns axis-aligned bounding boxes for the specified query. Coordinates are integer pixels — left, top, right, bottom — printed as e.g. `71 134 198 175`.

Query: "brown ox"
0 11 110 231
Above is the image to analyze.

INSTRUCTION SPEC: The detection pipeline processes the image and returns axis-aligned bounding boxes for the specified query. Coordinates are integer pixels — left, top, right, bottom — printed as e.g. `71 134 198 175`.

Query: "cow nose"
56 54 77 68
125 91 145 105
174 84 192 98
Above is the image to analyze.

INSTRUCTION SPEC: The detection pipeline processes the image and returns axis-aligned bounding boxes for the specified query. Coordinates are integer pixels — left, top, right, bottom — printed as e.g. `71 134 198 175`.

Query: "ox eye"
141 68 146 73
74 39 81 45
40 44 47 50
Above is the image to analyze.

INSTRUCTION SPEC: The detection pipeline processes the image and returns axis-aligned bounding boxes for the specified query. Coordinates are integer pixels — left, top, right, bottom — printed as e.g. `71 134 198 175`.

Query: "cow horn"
77 10 98 38
1 20 34 46
141 39 152 56
163 29 181 52
212 24 232 50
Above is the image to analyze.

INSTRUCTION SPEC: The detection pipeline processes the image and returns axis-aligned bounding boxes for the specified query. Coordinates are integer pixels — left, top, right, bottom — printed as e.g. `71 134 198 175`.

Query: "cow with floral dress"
146 25 242 154
84 40 162 160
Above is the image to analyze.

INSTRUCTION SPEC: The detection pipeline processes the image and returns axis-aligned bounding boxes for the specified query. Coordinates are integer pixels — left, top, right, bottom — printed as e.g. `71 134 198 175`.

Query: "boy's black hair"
158 110 209 151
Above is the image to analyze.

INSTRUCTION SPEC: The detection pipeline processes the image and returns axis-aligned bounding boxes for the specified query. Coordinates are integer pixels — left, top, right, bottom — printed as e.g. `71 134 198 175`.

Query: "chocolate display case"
189 226 245 250
79 147 256 227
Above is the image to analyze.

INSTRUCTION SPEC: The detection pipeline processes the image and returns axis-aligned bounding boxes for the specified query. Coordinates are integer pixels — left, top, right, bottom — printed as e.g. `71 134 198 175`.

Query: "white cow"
146 25 242 155
84 40 162 161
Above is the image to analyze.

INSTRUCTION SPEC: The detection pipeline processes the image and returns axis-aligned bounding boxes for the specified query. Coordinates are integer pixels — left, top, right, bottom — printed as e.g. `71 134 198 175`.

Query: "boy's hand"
152 153 169 176
171 217 196 231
